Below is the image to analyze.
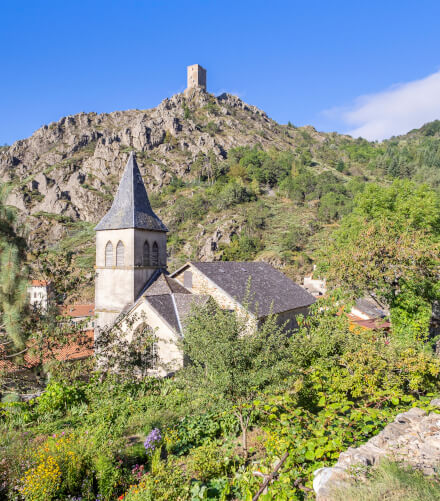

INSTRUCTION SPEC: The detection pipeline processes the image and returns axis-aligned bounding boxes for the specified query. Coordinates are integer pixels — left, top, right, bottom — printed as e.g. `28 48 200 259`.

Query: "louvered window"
143 241 150 266
152 242 159 266
116 241 125 267
105 241 113 267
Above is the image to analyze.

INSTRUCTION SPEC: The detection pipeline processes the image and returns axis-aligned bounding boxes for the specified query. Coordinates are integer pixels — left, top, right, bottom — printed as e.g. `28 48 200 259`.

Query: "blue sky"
2 0 440 144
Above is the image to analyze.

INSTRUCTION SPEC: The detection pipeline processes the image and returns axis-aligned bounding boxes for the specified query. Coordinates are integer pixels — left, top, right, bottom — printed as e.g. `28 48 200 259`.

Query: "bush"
123 458 189 501
35 381 86 416
220 234 263 261
20 455 62 501
215 181 255 210
186 441 226 481
280 225 310 252
19 432 121 501
166 413 221 455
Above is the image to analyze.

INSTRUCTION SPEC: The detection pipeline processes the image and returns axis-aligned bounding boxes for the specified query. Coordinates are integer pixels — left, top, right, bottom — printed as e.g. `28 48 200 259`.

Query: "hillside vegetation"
3 90 440 300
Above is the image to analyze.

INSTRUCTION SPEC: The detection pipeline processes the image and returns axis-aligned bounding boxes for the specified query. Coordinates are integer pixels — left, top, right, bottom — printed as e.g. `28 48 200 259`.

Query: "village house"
27 280 51 311
94 152 316 375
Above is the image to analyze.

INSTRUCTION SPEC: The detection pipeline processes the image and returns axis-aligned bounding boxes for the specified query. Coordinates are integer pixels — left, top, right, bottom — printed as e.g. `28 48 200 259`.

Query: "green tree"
0 185 28 350
318 180 440 342
181 300 292 457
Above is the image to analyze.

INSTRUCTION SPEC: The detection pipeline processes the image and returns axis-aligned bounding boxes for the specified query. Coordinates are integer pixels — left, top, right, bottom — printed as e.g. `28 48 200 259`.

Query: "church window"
152 242 159 266
143 241 150 266
116 241 125 267
184 270 193 289
133 323 158 373
105 241 113 267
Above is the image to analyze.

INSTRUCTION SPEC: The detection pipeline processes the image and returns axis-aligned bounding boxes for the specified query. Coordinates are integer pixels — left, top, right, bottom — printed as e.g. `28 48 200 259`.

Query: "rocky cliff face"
0 88 317 244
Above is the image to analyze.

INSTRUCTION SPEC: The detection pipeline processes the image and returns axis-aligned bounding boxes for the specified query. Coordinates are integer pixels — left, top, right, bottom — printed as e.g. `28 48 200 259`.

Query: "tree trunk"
242 424 248 459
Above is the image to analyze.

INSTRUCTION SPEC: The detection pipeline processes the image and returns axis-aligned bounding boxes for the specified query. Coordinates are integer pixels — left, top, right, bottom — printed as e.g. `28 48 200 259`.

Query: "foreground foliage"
1 297 440 500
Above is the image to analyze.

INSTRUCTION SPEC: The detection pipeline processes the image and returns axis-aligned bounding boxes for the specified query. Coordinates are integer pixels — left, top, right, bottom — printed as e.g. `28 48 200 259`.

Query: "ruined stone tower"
187 64 207 91
94 152 168 330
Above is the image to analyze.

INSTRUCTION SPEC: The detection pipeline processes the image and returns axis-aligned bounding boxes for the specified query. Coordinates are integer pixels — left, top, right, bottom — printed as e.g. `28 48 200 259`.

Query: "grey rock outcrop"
313 401 440 500
0 88 305 252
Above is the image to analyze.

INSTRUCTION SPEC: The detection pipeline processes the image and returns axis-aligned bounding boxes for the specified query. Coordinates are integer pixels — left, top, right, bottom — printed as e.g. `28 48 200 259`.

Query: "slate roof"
143 273 190 296
188 261 316 317
354 298 387 319
147 295 180 332
130 271 208 334
95 152 168 232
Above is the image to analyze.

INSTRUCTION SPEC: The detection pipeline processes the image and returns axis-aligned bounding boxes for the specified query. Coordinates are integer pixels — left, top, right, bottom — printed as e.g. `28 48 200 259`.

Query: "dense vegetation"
2 120 440 499
1 296 440 500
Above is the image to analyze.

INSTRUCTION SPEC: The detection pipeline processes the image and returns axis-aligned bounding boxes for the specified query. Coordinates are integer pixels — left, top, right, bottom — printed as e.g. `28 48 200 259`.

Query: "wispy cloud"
326 71 440 141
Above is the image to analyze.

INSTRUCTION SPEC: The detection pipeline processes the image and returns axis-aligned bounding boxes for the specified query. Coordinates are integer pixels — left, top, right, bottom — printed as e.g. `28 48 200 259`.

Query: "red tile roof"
347 314 391 331
0 330 94 372
30 280 49 287
61 304 95 318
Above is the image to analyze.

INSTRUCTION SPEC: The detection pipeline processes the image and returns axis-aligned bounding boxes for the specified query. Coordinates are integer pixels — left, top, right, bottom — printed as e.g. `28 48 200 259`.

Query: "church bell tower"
94 152 168 330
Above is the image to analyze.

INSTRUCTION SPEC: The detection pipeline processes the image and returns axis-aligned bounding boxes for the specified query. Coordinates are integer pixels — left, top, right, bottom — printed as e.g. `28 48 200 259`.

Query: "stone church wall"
124 300 183 375
173 265 244 313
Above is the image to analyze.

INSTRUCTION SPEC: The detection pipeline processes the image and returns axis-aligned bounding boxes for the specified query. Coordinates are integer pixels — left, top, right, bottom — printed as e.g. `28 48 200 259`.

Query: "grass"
333 461 440 501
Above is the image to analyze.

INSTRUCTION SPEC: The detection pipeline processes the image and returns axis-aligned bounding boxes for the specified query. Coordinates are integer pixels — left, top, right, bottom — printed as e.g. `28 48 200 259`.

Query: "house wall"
28 286 48 310
95 228 167 330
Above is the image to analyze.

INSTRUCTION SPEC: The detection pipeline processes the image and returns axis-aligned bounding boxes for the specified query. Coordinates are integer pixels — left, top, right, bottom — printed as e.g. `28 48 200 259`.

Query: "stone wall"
187 64 207 90
173 265 242 312
313 400 440 500
95 228 167 330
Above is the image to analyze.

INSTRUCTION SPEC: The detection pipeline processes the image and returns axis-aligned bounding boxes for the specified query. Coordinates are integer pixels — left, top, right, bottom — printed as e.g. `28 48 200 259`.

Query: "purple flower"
144 428 162 454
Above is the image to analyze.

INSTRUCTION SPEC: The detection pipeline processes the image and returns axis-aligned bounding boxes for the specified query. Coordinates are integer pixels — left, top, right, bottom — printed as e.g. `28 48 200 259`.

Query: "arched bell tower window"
116 241 125 267
143 241 150 266
105 241 113 267
152 242 159 266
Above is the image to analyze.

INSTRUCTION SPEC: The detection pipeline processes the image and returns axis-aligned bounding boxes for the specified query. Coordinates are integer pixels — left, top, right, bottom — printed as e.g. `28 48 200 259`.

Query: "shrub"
215 181 255 210
20 455 62 501
167 413 221 455
220 234 263 261
280 225 310 252
18 432 121 501
35 381 86 416
123 458 189 501
186 441 226 481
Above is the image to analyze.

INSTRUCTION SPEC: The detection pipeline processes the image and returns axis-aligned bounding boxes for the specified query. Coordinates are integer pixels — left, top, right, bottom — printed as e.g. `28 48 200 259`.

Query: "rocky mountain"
0 88 347 277
8 86 438 301
1 89 297 233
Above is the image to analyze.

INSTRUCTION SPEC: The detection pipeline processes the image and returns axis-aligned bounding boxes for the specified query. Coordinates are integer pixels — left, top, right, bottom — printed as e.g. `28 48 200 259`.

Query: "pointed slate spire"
95 152 168 232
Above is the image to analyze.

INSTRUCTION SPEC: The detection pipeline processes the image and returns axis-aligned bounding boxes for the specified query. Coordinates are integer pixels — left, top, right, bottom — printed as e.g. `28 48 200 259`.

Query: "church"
94 152 316 374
